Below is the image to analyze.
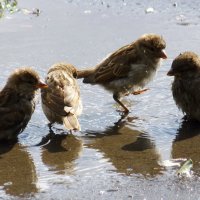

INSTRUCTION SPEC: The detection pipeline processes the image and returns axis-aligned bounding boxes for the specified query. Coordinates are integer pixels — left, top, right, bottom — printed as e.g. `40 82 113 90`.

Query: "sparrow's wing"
42 71 81 117
0 108 26 131
191 79 200 103
63 81 81 112
41 87 67 116
0 89 27 132
94 44 138 83
0 88 18 106
42 71 81 131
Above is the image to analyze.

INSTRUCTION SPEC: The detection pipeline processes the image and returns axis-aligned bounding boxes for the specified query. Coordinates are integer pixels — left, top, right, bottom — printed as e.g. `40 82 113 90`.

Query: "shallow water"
0 0 200 199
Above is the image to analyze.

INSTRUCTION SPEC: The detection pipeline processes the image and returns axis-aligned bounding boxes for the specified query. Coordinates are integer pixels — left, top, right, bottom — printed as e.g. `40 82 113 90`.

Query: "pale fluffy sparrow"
41 63 82 131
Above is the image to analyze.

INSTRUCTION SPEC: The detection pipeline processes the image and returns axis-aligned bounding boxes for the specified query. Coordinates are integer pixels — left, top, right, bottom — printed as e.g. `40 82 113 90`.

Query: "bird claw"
121 111 129 117
116 109 129 118
132 88 149 95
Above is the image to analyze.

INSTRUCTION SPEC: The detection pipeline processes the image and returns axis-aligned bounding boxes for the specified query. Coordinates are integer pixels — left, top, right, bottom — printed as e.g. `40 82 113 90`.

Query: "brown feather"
41 63 82 131
0 67 42 140
76 34 166 113
168 52 200 121
92 44 137 83
63 113 80 131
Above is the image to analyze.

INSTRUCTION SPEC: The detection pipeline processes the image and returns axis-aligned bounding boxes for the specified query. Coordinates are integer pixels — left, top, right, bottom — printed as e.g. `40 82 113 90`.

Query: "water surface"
0 0 200 199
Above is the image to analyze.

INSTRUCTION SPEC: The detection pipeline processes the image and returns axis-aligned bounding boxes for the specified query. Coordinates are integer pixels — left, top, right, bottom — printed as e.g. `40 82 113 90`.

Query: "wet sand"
0 0 200 199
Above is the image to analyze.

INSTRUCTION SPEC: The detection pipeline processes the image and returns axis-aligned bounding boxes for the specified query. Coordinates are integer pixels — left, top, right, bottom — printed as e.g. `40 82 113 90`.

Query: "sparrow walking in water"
41 63 82 132
0 67 47 140
167 51 200 121
77 34 167 114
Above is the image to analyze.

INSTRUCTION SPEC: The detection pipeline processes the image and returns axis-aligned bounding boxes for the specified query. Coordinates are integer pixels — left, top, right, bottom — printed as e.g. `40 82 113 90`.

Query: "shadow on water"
84 116 163 176
0 139 18 156
37 127 83 175
0 141 37 197
121 132 155 152
172 119 200 175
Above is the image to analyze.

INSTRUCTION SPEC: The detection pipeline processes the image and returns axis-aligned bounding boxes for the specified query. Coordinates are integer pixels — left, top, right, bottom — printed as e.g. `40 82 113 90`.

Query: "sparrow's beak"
160 49 167 59
36 81 48 88
167 69 174 76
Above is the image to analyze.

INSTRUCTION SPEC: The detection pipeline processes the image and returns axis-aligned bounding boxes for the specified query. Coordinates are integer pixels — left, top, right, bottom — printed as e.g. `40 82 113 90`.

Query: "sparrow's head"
167 52 200 77
49 63 78 78
7 67 47 93
138 34 167 59
65 64 78 78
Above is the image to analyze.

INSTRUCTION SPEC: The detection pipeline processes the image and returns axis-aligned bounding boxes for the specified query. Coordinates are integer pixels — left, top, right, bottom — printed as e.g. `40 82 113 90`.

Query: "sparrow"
77 33 167 114
41 63 82 132
0 67 47 140
167 51 200 121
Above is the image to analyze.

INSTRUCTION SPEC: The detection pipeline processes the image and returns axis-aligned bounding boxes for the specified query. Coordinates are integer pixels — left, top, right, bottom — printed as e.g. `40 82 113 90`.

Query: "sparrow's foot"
114 113 128 125
113 93 130 115
117 109 129 117
121 110 130 119
116 109 129 114
116 106 130 116
132 88 149 95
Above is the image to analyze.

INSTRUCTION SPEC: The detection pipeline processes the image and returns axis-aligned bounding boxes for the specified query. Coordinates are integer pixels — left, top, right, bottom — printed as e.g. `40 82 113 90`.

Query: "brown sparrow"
0 67 47 140
77 34 167 113
41 63 82 131
167 51 200 121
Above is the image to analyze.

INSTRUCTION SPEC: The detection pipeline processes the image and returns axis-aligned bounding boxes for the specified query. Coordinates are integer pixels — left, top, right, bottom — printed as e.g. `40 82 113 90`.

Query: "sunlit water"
0 0 200 199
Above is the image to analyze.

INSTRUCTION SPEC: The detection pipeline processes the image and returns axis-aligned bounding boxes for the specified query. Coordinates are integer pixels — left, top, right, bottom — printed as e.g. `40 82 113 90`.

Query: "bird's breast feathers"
129 63 157 80
105 63 157 94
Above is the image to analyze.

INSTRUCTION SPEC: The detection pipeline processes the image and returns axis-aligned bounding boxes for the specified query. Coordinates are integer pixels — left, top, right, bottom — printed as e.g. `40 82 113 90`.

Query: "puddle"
0 0 200 199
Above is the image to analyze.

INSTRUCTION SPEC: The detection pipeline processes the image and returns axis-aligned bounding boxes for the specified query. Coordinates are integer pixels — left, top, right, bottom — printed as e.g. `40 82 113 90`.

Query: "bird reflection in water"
37 127 83 175
85 117 162 176
172 119 200 176
0 140 37 197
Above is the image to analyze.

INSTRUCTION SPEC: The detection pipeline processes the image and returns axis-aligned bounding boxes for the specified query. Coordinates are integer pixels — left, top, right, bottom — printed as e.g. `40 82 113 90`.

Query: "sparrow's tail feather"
63 114 81 131
77 68 96 83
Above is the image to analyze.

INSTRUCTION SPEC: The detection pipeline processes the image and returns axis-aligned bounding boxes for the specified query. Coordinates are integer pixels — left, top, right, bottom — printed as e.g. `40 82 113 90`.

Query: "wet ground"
0 0 200 199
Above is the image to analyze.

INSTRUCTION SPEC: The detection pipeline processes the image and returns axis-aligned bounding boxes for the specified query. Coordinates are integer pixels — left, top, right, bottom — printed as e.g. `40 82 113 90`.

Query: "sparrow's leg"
35 123 55 146
114 113 129 125
48 123 53 131
132 88 149 95
113 93 129 114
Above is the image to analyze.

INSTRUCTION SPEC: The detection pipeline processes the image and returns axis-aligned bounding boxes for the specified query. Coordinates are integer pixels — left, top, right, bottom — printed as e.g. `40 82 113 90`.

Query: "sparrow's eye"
143 44 155 52
26 79 36 85
148 46 155 52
